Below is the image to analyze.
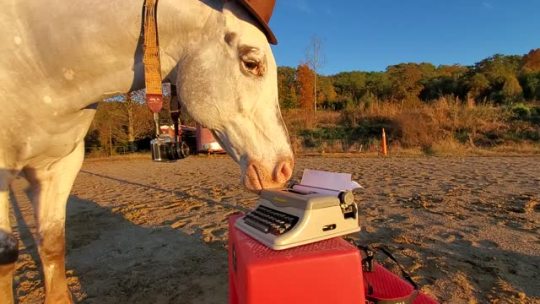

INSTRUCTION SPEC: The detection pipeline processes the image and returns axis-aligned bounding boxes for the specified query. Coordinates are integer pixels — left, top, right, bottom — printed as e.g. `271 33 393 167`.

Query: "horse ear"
224 32 238 46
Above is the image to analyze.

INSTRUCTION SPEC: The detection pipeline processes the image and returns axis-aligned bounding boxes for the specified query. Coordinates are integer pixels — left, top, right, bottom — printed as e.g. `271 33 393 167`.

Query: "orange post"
381 128 388 157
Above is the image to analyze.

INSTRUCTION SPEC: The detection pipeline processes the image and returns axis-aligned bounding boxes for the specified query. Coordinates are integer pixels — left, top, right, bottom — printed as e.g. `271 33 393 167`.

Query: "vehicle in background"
159 124 224 156
195 124 225 153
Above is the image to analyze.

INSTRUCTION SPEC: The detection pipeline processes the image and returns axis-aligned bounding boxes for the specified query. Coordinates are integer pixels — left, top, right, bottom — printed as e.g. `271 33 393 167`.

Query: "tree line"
85 49 540 155
279 49 540 111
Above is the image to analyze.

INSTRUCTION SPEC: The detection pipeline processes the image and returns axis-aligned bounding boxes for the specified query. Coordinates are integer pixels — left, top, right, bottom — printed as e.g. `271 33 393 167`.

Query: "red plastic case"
228 214 438 304
228 214 365 304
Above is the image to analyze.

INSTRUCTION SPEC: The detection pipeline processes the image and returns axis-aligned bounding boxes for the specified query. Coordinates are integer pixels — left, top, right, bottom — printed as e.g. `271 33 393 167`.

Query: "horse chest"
2 108 95 166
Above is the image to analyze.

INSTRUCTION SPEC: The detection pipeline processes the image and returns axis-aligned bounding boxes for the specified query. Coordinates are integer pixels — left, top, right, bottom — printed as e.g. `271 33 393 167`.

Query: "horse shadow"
9 180 230 304
79 170 251 214
352 206 540 303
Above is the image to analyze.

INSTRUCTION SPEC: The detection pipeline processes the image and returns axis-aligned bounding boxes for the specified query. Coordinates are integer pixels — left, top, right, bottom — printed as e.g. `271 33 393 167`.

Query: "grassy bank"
84 97 540 159
283 97 540 156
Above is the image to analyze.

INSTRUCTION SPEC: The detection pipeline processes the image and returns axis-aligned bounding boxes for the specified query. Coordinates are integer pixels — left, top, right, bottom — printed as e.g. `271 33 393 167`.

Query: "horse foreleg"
0 169 18 304
24 142 85 304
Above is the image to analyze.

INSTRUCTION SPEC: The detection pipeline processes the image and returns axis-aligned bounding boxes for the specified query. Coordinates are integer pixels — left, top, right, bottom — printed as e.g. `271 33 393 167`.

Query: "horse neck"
9 0 220 108
106 0 222 93
154 0 222 84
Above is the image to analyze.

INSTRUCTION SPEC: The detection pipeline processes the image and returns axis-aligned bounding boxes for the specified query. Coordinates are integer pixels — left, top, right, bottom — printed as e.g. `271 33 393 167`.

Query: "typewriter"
235 170 361 250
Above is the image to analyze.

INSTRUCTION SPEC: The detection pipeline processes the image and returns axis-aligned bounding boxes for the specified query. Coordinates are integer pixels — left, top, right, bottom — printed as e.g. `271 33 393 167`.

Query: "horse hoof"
0 230 18 265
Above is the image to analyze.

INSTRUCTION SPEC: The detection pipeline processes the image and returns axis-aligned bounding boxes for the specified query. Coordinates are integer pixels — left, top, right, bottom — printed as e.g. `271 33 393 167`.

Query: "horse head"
176 0 294 191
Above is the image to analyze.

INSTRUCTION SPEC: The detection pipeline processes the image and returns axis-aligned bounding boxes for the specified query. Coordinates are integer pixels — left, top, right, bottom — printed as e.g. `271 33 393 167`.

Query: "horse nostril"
244 159 294 190
273 159 293 184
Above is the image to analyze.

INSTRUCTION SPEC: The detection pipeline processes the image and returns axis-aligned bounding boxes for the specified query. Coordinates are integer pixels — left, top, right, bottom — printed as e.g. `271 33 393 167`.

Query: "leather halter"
143 0 163 114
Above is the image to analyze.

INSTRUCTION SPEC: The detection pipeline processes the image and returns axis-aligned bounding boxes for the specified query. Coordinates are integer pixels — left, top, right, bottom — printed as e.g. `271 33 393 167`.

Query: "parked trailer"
195 124 225 153
157 124 224 158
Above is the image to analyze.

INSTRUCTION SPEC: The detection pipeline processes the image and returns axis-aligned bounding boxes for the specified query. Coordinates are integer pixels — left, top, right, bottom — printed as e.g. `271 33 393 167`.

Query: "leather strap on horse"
143 0 163 114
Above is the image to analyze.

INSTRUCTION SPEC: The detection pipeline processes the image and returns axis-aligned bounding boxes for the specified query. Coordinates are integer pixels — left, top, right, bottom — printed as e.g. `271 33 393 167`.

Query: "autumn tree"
121 92 143 151
520 49 540 101
87 102 127 155
521 49 540 73
86 90 155 154
297 63 315 112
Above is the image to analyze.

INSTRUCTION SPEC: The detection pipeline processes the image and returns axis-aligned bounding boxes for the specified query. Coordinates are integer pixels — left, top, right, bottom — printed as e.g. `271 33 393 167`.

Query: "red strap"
146 94 163 113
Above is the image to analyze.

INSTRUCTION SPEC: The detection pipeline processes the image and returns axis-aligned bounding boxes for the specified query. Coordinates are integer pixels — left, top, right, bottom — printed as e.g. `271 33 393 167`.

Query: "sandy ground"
8 155 540 303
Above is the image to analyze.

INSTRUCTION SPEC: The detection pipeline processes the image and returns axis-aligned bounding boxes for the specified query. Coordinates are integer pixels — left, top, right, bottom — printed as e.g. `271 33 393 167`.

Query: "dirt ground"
8 155 540 303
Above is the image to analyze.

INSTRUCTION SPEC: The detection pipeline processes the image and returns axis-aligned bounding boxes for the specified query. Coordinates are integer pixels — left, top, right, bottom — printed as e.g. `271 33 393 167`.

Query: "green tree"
519 72 540 100
501 75 523 103
317 76 338 109
278 66 298 108
332 71 366 103
365 72 392 100
387 63 435 101
466 73 490 101
421 65 469 101
473 54 523 104
475 54 522 82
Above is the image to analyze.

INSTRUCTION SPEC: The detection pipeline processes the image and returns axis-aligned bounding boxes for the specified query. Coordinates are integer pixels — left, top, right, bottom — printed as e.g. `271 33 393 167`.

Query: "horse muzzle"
243 157 294 191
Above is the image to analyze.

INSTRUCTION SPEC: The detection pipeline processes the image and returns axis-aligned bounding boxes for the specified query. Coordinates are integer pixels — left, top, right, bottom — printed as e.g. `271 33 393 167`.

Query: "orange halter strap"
143 0 163 114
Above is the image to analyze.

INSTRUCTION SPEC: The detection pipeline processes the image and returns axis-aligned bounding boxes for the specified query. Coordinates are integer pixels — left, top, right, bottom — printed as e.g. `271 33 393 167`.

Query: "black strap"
170 85 180 141
346 239 420 304
169 85 181 158
356 243 375 272
372 245 418 290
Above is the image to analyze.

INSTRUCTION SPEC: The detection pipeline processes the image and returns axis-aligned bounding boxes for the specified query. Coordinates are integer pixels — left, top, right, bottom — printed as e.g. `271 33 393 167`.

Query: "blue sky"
269 0 540 75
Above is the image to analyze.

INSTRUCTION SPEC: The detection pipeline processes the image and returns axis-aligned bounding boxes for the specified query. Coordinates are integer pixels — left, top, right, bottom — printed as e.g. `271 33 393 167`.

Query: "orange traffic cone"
381 128 388 157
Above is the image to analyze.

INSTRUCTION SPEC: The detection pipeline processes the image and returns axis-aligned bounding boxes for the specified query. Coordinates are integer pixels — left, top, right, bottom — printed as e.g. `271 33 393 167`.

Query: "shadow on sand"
10 185 229 304
80 169 250 214
354 208 540 303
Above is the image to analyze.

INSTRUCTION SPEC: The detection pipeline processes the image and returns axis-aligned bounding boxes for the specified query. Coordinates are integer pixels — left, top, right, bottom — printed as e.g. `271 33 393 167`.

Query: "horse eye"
243 60 259 71
241 57 264 77
239 46 266 77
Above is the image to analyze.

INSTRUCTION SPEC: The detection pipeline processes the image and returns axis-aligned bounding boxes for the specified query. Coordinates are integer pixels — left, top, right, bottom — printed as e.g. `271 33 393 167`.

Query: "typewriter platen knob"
338 191 354 205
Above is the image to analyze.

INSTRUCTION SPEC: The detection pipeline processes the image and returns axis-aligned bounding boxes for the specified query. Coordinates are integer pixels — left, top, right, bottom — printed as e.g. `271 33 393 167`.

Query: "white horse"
0 0 294 302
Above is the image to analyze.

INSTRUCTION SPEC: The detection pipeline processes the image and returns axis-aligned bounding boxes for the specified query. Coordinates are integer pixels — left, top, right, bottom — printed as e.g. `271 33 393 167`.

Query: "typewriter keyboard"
243 205 299 235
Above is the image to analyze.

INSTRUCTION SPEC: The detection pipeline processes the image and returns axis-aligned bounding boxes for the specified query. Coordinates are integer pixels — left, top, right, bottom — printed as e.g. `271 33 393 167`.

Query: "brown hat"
236 0 278 44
